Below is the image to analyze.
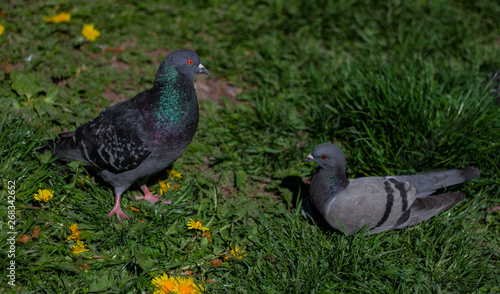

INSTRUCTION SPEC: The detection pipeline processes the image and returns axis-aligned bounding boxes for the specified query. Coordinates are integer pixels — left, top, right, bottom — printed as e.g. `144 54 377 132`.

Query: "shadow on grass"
279 175 339 233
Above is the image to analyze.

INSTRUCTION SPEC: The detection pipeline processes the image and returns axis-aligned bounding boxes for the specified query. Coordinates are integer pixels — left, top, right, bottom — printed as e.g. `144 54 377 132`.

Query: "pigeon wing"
326 177 419 234
395 167 480 198
393 192 465 229
73 102 152 173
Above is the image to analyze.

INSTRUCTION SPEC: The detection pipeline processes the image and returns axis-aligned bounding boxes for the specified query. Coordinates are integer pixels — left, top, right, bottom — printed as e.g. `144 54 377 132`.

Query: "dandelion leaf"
134 250 155 271
10 71 41 100
39 150 52 165
89 272 114 292
33 98 57 118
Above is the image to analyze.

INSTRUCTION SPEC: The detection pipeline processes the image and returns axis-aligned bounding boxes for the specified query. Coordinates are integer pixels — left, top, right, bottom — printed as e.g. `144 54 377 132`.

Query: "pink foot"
134 185 172 204
107 194 130 223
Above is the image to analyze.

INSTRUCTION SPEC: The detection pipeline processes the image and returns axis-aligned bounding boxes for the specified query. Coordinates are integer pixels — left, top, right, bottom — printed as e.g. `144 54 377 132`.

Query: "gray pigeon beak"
198 63 210 75
302 154 314 162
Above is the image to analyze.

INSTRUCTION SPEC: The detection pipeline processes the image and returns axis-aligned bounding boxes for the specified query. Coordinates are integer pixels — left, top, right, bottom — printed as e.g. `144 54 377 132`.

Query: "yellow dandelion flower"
34 189 54 202
152 273 177 294
202 231 212 243
176 276 204 294
158 180 171 195
224 245 247 261
69 223 78 233
210 258 223 267
18 234 30 244
186 218 209 232
81 24 100 41
78 263 91 271
130 206 140 212
230 245 247 259
67 223 81 241
31 227 41 239
167 169 182 179
53 12 70 23
43 12 71 23
77 175 91 185
67 231 81 241
0 24 4 36
72 240 89 254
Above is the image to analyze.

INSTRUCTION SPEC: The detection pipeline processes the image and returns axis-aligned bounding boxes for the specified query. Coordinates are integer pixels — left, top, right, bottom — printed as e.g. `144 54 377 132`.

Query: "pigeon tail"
37 133 66 155
44 132 89 163
393 192 465 230
402 167 480 198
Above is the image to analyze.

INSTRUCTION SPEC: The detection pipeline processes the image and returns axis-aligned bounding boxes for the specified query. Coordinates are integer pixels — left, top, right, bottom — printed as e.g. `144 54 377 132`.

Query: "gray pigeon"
303 143 480 234
47 49 209 223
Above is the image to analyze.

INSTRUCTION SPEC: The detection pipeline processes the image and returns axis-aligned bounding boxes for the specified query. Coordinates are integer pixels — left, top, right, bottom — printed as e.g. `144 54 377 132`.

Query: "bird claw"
107 209 130 224
107 198 130 224
135 194 172 204
135 194 160 203
135 185 173 204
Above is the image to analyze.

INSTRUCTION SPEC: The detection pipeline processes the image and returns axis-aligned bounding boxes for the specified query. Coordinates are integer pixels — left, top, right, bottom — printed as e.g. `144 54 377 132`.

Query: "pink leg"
134 185 172 204
107 194 130 223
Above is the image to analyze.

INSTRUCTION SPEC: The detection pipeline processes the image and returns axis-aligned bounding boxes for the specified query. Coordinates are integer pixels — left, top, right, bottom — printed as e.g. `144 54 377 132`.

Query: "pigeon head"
303 143 346 171
303 143 349 193
160 49 209 81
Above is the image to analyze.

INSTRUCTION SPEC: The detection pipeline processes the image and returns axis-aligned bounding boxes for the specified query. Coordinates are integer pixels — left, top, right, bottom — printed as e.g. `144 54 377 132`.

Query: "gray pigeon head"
162 49 209 80
303 143 346 170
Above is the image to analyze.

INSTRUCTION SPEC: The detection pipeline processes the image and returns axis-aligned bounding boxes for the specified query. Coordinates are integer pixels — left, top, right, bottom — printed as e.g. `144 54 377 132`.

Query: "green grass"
1 0 499 293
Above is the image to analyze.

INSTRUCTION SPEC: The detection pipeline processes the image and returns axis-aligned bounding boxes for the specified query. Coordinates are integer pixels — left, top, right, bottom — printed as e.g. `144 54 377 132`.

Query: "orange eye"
321 155 328 160
187 59 194 65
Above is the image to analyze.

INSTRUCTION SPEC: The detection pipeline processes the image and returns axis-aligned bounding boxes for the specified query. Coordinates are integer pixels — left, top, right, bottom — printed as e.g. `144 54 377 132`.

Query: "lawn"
0 0 499 293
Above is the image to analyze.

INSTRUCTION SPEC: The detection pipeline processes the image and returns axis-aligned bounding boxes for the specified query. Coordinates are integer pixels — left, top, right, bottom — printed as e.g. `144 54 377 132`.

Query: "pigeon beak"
302 154 314 162
198 63 210 75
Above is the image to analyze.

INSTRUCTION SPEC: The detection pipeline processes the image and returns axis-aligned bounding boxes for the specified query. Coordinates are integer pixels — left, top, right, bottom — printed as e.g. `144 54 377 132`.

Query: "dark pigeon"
303 143 480 234
46 49 209 223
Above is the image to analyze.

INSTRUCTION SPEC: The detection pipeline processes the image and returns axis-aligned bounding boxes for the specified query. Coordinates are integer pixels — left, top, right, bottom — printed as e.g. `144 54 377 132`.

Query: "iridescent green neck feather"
141 64 199 143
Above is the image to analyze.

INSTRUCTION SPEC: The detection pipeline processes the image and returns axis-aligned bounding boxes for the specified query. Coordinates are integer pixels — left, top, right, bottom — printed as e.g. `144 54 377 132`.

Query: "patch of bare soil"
0 57 24 74
109 55 130 70
102 86 129 105
150 48 171 63
195 75 243 105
